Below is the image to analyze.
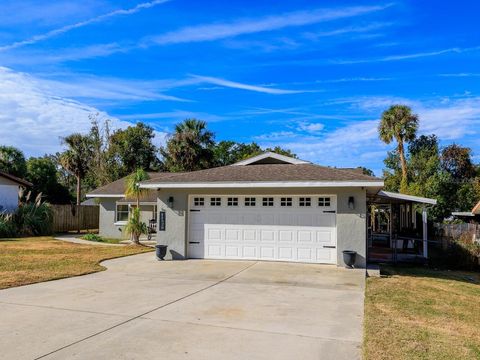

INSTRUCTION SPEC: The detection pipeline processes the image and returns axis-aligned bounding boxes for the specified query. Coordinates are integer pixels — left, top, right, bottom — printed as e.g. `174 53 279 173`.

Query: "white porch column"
422 205 428 258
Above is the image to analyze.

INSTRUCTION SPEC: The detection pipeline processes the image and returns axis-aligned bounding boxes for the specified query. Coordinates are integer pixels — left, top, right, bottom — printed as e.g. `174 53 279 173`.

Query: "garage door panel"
298 231 314 243
225 246 240 257
279 230 294 242
207 228 222 241
278 247 293 260
316 248 335 261
260 246 275 259
316 230 334 244
260 230 275 242
297 248 312 261
207 245 223 257
243 229 257 241
243 246 257 258
225 229 241 242
189 195 337 264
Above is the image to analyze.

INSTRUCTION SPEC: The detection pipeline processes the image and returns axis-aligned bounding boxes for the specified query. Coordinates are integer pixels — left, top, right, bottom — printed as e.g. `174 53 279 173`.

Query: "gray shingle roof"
87 172 169 200
140 164 381 185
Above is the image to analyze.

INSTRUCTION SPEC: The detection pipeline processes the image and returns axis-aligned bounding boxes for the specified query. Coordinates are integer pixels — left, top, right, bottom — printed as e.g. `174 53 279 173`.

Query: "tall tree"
160 119 215 172
0 146 27 178
59 134 94 206
379 105 418 192
86 115 112 188
441 144 476 180
109 122 159 176
26 156 71 204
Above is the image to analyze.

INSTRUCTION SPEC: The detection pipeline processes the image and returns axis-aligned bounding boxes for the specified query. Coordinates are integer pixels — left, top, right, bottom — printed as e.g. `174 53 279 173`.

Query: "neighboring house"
0 171 32 213
87 152 436 267
451 200 480 223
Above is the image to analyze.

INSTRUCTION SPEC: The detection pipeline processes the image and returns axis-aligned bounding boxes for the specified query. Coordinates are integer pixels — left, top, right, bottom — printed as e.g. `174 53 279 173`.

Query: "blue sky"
0 0 479 175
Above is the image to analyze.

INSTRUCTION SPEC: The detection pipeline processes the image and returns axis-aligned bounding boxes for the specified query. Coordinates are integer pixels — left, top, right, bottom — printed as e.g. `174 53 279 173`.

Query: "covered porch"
367 191 437 264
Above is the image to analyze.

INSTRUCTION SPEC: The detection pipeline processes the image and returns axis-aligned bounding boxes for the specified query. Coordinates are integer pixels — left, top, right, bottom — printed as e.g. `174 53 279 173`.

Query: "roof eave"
139 180 385 189
377 190 437 205
85 194 125 198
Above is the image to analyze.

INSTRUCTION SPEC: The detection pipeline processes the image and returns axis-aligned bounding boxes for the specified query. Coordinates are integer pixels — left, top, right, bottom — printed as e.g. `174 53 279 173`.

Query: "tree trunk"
397 140 408 192
76 175 81 234
132 232 140 245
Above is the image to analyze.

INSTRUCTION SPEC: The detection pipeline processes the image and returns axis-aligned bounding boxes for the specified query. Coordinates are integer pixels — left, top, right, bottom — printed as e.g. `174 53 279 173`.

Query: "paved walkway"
0 253 365 360
54 234 123 246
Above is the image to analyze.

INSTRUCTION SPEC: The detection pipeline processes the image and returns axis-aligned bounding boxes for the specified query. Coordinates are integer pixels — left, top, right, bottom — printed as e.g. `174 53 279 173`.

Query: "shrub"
0 213 17 238
82 233 103 242
0 191 53 238
14 191 53 236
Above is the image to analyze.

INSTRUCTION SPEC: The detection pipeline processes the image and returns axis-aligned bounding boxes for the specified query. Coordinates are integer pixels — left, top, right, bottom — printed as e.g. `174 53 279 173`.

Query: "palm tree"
59 134 93 206
379 105 418 192
124 208 148 245
125 168 150 208
161 119 215 172
124 169 150 244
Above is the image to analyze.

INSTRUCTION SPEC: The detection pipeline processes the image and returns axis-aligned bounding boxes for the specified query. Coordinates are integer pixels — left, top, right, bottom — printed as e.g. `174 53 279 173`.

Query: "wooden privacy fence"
52 205 99 233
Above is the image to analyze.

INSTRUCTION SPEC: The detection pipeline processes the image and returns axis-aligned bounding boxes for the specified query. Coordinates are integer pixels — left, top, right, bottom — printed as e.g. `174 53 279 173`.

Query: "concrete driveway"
0 253 365 360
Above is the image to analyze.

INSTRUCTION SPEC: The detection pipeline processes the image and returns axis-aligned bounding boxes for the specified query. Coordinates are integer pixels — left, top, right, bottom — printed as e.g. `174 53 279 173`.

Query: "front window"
262 197 274 207
210 197 222 206
280 197 292 207
194 197 204 206
299 197 311 207
245 197 256 206
116 204 129 222
227 197 238 206
318 197 331 207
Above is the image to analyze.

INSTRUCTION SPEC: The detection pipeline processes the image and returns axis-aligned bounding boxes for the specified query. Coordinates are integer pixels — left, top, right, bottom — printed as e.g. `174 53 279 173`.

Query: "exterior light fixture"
348 196 355 210
167 196 174 208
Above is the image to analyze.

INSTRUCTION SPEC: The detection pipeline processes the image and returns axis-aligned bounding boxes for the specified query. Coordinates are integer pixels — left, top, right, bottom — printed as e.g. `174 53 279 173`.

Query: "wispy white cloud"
302 22 391 41
32 73 188 102
439 73 480 77
0 67 167 156
146 4 393 46
190 75 308 94
0 0 170 51
298 122 325 133
333 46 480 64
118 110 227 123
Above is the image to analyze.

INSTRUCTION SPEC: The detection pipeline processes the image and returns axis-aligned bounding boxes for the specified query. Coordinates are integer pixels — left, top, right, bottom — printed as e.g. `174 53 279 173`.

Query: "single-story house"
87 152 436 267
0 171 32 213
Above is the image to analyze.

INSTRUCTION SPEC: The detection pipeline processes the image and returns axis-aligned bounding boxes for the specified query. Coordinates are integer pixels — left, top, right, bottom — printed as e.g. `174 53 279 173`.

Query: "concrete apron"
0 253 365 360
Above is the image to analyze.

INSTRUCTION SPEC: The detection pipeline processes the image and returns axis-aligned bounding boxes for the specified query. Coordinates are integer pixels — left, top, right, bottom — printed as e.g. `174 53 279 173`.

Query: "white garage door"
188 195 337 264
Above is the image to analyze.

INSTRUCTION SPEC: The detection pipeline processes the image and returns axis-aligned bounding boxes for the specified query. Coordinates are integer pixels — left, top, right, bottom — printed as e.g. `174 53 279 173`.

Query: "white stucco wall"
0 177 20 212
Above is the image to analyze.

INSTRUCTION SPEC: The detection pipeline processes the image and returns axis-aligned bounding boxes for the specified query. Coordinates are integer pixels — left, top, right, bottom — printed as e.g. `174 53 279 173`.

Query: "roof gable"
231 152 310 166
0 171 32 187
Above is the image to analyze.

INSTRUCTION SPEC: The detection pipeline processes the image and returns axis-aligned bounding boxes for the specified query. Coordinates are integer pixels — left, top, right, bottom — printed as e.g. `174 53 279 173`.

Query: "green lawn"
364 266 480 360
0 237 153 289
